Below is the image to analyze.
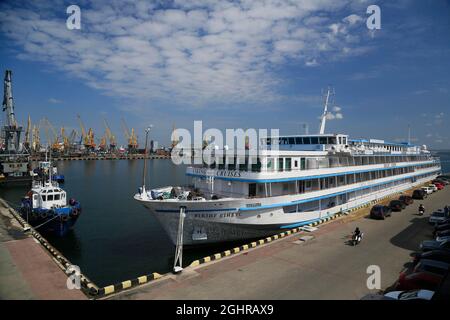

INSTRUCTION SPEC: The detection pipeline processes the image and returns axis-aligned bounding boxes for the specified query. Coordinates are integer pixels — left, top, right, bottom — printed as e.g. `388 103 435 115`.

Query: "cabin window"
295 137 302 144
42 195 46 201
301 158 306 170
54 194 60 200
319 137 327 144
328 137 337 144
288 137 295 144
248 184 257 197
47 194 54 201
251 157 262 172
303 137 311 144
62 194 65 199
311 137 319 144
285 158 292 171
33 195 38 202
266 158 274 171
278 158 284 171
294 160 299 168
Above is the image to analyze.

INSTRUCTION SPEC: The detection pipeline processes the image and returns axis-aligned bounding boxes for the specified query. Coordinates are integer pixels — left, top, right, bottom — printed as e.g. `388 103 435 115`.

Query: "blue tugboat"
20 161 81 236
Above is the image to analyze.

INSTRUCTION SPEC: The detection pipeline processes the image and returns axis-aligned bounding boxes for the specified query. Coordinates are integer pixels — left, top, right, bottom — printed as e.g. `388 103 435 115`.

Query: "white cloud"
0 0 371 107
48 98 62 104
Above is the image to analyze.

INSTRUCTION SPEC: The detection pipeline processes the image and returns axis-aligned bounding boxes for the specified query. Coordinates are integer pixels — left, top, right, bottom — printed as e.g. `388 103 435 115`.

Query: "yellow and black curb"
96 272 163 296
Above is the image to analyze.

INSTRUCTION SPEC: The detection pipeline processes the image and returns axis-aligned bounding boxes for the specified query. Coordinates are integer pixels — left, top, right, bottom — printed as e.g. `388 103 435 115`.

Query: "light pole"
141 125 153 198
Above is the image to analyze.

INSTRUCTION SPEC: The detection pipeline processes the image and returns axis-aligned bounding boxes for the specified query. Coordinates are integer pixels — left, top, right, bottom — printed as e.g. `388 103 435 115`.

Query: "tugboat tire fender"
61 214 69 222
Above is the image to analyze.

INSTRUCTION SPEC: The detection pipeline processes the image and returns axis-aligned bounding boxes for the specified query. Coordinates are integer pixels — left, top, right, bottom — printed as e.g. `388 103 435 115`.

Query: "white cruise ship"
134 92 441 246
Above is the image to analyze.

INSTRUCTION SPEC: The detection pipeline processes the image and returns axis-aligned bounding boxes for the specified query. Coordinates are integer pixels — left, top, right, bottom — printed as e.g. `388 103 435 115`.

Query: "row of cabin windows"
248 163 438 197
267 136 342 146
205 154 434 172
40 193 65 201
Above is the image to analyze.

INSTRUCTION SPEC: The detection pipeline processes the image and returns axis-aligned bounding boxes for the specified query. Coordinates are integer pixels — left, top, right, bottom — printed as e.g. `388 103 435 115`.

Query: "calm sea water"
0 159 245 286
1 151 449 286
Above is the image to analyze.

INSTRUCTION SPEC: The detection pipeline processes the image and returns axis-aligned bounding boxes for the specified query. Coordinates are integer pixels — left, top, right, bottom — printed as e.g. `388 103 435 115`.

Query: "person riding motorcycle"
418 204 425 216
352 227 362 244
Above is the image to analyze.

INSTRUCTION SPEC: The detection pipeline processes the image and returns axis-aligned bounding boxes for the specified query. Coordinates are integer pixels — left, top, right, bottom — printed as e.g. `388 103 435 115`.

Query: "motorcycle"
351 232 364 246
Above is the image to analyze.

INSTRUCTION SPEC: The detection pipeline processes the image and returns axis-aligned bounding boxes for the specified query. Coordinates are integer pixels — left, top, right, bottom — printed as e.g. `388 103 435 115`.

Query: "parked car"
433 179 449 186
433 183 445 190
384 290 434 300
421 186 434 194
434 223 450 237
395 259 449 291
412 189 427 200
370 205 392 219
389 200 406 211
413 250 450 266
436 235 450 242
436 229 450 239
437 175 450 181
429 210 449 225
420 239 450 252
428 184 438 192
399 195 414 205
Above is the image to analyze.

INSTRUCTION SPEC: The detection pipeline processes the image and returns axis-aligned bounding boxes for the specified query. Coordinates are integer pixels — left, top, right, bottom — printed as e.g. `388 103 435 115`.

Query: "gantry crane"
121 117 138 153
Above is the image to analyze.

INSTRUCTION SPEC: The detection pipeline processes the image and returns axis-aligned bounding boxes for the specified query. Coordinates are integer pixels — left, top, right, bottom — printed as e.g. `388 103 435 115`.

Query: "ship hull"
137 173 438 246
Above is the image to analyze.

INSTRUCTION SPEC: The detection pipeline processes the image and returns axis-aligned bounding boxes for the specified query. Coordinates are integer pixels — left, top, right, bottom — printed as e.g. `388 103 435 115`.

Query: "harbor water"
1 151 449 287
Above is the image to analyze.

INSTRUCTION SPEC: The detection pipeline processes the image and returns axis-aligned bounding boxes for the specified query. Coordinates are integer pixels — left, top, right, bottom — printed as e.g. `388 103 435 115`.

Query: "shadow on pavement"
389 215 433 251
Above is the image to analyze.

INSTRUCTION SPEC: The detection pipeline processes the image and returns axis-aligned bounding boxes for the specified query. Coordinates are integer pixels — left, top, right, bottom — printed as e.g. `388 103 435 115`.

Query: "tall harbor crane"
103 118 116 151
121 117 138 153
32 125 40 152
2 70 23 152
24 115 31 151
41 118 61 152
77 114 95 151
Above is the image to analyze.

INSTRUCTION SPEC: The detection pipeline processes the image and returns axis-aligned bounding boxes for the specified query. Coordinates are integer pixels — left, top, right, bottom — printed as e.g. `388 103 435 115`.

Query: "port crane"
41 118 61 152
103 118 116 151
77 114 96 151
24 115 31 151
2 70 23 152
121 117 138 153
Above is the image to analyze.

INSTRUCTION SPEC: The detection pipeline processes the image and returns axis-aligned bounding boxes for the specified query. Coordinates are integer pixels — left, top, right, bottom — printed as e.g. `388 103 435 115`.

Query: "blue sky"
0 0 449 149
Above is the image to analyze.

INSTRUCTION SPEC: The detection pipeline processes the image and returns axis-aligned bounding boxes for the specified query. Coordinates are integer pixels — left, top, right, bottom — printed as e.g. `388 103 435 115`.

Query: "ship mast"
318 87 333 135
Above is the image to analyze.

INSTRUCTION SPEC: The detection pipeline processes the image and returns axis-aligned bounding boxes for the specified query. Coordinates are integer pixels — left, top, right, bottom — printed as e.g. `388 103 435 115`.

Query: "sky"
0 0 449 149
